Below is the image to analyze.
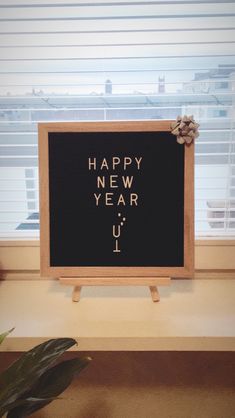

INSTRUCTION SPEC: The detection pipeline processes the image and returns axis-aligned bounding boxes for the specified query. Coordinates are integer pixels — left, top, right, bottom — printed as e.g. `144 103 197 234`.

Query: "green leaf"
32 356 91 398
2 396 56 417
0 338 77 416
6 397 57 418
0 328 15 346
6 357 91 418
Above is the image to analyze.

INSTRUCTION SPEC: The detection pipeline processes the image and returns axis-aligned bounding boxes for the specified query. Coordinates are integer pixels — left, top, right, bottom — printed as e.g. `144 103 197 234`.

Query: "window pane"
0 0 234 238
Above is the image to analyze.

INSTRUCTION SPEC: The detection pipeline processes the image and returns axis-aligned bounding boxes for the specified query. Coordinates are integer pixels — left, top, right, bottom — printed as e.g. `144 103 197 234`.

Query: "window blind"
0 0 234 238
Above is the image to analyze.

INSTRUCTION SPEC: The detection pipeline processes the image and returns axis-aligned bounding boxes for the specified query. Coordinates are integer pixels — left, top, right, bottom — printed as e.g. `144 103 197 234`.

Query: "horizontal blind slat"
1 44 235 60
1 16 234 33
0 0 234 239
1 3 235 20
1 30 235 47
1 57 235 73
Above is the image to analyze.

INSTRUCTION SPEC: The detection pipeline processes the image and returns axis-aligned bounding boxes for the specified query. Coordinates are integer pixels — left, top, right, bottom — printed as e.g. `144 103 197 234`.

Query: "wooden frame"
39 121 194 279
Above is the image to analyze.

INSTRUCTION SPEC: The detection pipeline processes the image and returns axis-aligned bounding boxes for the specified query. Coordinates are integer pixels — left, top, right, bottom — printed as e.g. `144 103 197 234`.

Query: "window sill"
0 279 235 352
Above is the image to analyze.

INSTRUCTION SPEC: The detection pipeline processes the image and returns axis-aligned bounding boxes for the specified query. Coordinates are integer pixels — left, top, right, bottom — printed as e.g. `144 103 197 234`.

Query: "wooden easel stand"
59 277 171 302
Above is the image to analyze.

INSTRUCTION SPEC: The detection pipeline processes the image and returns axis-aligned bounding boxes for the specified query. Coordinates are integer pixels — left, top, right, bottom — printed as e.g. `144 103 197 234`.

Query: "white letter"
124 157 132 170
100 158 109 170
105 192 114 205
122 176 133 189
117 194 126 206
94 193 101 206
110 175 118 188
113 157 121 170
97 176 105 188
130 193 138 206
88 157 96 170
113 225 121 238
135 157 142 170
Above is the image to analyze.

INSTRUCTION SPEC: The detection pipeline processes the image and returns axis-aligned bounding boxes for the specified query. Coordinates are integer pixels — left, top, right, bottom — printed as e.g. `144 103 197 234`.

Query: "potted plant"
0 329 91 418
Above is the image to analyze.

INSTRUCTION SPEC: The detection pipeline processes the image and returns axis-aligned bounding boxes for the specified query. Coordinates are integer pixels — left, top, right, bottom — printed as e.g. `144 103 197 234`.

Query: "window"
0 0 234 239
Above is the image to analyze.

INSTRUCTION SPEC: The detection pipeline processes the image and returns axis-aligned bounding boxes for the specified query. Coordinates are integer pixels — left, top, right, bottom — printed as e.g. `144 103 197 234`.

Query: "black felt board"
48 131 184 267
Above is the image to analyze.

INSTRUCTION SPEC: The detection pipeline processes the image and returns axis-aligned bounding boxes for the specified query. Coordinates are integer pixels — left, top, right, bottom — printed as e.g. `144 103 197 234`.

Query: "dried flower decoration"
171 115 199 145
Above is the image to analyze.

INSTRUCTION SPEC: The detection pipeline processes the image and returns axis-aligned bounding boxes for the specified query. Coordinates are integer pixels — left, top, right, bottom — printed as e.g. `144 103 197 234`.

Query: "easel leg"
72 286 82 302
149 286 160 302
60 278 170 302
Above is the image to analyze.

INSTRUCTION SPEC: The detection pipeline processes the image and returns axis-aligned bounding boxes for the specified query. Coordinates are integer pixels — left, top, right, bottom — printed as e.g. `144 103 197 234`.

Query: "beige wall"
1 351 235 418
